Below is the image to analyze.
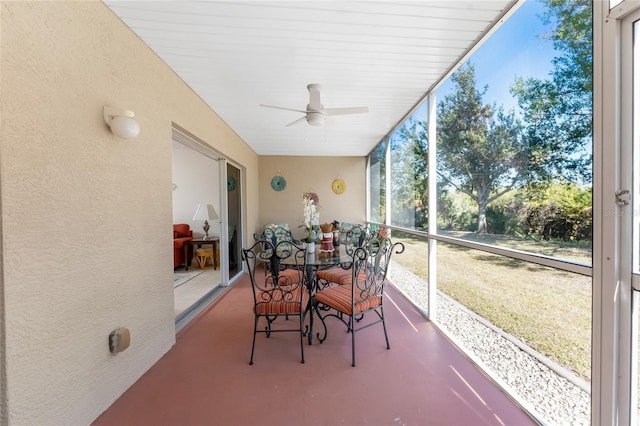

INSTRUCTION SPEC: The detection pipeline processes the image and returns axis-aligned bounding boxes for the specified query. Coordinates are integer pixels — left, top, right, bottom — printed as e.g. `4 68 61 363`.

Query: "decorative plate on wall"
227 176 236 191
331 178 346 194
271 175 287 191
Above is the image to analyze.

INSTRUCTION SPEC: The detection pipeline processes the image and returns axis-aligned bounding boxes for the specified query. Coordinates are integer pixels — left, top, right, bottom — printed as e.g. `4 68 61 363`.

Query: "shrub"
522 183 592 241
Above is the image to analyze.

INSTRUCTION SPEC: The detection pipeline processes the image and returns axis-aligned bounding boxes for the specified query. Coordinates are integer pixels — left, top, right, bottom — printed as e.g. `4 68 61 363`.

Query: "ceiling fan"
260 83 368 127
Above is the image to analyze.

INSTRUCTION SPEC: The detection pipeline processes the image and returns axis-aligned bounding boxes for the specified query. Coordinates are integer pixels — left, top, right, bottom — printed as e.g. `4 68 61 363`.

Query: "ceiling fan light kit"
261 83 368 127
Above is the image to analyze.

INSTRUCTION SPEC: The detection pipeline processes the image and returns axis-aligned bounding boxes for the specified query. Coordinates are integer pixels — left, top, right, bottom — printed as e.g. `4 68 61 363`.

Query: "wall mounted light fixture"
104 105 140 139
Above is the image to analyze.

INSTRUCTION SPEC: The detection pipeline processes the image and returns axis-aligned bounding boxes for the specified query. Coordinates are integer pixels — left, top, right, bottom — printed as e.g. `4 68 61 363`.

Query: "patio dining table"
280 243 354 344
281 244 352 286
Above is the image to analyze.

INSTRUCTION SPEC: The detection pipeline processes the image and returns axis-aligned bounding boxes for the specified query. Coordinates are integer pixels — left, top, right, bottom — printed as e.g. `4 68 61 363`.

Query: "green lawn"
391 231 592 381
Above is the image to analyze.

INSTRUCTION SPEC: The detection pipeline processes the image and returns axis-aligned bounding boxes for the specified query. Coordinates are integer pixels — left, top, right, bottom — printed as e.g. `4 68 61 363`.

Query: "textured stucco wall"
0 2 258 424
258 156 366 239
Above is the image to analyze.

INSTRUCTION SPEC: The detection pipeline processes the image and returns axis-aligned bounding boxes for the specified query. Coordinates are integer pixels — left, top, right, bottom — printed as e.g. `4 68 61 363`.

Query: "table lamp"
193 203 219 240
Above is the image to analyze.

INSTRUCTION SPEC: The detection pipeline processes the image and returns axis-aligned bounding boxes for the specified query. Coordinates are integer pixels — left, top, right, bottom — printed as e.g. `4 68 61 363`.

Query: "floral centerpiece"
302 191 320 243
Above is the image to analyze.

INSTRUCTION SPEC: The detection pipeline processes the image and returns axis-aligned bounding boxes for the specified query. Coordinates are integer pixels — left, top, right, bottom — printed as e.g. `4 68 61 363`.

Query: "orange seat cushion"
315 285 381 315
254 286 309 315
266 268 304 286
317 267 364 285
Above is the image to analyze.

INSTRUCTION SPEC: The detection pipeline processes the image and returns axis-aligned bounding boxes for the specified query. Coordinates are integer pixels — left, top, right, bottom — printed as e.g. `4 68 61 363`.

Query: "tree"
389 117 428 229
510 0 592 183
436 0 592 233
437 63 526 233
369 141 387 223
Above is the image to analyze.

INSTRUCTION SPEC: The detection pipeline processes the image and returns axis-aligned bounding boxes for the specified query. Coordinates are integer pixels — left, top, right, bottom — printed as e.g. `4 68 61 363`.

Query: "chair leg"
351 315 356 367
250 315 258 365
299 313 305 364
381 307 390 349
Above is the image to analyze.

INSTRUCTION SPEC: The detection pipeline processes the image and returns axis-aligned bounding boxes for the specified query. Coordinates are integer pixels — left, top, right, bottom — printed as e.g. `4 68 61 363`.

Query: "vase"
306 242 315 253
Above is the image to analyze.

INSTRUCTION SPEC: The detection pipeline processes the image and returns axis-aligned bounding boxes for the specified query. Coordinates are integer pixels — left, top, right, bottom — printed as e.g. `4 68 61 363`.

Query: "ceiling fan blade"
285 116 307 127
260 104 308 114
324 106 369 116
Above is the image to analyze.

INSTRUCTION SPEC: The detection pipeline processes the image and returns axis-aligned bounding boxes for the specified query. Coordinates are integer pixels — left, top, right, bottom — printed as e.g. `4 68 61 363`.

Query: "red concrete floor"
93 273 537 426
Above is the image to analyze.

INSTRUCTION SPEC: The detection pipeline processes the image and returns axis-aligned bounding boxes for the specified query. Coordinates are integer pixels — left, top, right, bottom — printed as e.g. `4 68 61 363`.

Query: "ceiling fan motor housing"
306 111 325 126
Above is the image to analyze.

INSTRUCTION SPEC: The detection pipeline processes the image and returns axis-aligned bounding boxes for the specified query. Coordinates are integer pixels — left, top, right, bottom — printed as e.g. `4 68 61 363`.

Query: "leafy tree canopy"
437 63 526 233
389 118 428 228
510 0 592 183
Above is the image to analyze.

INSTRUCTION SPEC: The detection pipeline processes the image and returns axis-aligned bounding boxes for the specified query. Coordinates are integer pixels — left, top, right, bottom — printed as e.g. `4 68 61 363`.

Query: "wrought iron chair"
253 224 302 246
253 224 302 283
313 236 404 366
242 239 309 365
316 224 374 290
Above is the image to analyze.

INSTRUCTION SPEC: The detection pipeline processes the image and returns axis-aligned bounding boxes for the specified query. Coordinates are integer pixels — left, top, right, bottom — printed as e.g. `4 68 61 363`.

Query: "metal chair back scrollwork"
316 224 375 290
253 225 302 280
242 239 308 365
313 236 404 366
253 224 298 246
340 224 367 251
264 226 294 244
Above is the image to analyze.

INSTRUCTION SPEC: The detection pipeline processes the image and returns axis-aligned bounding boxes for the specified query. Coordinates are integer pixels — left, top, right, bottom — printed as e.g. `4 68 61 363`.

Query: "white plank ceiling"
104 1 517 156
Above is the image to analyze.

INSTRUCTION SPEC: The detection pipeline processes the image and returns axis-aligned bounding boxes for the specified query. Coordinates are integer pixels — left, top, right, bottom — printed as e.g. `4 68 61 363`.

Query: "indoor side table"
185 237 219 270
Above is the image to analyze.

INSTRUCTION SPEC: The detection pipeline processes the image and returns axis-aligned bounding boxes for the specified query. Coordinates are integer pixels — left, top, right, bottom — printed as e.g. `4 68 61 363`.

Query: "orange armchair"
173 224 193 268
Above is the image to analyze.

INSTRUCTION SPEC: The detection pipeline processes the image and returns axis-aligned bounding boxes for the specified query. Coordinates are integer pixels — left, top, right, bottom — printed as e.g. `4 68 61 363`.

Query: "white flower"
302 192 320 241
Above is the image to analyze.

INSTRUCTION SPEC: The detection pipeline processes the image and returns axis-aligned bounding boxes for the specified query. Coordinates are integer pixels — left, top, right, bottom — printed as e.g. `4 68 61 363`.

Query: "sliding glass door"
171 128 244 328
226 162 242 282
622 7 640 425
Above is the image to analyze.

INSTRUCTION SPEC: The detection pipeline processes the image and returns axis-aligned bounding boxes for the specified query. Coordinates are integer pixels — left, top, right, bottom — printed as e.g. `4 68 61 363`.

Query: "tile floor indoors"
174 263 221 318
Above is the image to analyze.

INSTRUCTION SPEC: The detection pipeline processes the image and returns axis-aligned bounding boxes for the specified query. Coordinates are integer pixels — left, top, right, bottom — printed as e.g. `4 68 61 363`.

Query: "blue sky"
435 0 558 115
